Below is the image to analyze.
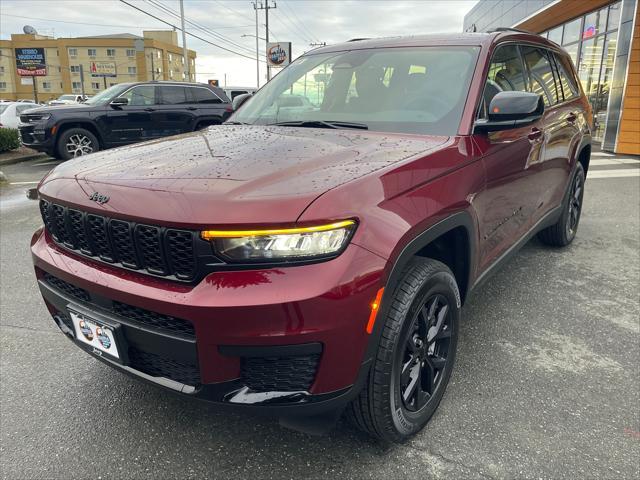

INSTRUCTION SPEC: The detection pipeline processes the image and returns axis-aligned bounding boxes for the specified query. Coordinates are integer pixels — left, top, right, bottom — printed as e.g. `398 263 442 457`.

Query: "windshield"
83 84 129 106
231 46 479 135
0 105 8 114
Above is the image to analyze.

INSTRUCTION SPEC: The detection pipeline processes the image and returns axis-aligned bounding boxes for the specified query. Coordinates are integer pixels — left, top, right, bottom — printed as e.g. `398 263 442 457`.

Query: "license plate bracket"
69 307 128 364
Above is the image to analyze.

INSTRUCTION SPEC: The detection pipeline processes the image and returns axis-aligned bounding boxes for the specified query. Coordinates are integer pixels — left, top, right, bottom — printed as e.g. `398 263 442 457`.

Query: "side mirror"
231 93 252 111
474 91 544 133
110 97 129 107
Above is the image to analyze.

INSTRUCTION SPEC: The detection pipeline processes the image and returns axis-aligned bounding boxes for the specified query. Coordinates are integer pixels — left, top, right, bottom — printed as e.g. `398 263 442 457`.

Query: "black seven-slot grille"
40 199 198 281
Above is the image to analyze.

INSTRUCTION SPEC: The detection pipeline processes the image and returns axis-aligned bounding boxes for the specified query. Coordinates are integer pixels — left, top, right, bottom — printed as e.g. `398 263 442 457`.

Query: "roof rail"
487 27 532 34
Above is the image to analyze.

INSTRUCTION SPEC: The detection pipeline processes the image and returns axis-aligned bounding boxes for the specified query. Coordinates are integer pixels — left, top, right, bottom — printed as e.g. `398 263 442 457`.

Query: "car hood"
39 125 450 227
29 103 91 113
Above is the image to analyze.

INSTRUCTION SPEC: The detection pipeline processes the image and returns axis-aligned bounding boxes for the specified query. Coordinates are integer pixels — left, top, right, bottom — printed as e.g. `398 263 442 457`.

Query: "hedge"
0 128 20 153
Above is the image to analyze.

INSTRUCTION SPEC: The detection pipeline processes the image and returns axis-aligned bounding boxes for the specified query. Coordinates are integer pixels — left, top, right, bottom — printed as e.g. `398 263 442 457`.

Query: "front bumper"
18 123 55 152
32 228 386 414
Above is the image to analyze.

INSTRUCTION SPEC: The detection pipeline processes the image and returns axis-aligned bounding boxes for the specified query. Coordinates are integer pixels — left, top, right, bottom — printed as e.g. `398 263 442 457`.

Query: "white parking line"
588 170 640 179
591 158 640 166
591 152 615 157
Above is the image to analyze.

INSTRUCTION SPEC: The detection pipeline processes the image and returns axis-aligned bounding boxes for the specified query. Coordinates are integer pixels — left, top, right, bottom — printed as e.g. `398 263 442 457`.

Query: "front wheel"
538 163 585 247
56 128 99 160
348 258 460 443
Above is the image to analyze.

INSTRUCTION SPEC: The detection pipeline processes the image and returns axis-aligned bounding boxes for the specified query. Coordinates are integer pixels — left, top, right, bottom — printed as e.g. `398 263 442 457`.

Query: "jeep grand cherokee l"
31 31 591 442
19 81 232 160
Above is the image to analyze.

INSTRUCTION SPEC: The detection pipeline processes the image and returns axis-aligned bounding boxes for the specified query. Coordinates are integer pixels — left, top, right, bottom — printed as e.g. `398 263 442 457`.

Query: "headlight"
201 219 356 262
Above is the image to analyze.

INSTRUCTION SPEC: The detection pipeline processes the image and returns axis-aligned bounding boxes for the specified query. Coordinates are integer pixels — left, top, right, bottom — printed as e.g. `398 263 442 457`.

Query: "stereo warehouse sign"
15 48 47 76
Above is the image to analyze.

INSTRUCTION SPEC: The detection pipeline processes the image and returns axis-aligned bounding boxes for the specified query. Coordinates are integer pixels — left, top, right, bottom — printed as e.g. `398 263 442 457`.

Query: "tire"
348 258 461 443
538 163 585 247
56 128 99 160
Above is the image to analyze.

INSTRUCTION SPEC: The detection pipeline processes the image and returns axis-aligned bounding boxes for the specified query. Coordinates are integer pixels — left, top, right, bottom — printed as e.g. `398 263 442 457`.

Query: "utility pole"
254 1 276 82
252 2 260 88
179 0 190 81
79 64 86 98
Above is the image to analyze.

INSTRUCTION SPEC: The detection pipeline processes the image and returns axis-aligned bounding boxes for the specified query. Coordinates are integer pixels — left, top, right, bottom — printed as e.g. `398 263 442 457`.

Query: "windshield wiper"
223 120 250 125
269 120 369 130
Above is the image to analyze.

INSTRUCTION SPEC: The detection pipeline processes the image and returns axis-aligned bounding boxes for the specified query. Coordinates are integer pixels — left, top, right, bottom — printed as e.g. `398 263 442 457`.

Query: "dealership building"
0 30 196 102
464 0 639 155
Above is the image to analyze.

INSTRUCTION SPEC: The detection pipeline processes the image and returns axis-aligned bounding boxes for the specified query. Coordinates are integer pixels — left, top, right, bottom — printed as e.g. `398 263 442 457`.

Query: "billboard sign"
15 48 47 76
266 42 292 67
208 79 219 87
90 61 117 77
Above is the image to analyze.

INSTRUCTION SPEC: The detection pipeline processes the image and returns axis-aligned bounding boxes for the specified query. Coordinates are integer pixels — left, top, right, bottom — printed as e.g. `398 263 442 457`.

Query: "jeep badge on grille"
89 192 110 204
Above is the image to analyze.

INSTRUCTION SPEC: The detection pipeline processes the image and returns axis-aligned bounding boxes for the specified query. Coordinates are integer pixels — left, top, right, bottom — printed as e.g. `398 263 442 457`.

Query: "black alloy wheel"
399 294 452 412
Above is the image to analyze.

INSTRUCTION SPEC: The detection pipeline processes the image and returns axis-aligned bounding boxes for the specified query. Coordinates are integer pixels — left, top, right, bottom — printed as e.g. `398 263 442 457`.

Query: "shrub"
0 128 21 153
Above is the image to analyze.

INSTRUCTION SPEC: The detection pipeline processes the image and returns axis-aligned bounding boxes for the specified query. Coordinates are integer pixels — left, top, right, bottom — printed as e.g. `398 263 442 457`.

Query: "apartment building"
0 30 196 102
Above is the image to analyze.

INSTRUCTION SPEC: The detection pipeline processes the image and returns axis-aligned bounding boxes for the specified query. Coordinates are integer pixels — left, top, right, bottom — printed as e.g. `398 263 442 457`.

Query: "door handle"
528 127 543 142
143 108 155 112
566 112 577 123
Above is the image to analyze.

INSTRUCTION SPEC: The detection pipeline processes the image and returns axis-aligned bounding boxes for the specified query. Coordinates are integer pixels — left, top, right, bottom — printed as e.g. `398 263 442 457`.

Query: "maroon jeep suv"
31 30 591 442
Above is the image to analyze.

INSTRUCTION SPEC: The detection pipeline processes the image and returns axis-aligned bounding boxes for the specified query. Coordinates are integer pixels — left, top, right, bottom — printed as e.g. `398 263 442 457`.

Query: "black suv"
19 81 232 159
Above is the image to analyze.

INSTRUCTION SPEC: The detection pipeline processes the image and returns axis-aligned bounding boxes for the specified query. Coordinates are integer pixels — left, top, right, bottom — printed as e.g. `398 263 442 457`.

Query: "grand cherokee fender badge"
89 192 110 204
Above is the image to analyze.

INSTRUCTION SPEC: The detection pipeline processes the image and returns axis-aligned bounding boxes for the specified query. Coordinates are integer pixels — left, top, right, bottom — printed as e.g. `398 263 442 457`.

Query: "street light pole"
179 0 189 81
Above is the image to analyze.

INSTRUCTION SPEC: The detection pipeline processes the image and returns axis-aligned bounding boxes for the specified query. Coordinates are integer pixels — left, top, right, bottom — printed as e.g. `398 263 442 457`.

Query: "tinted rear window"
189 87 222 104
160 86 189 105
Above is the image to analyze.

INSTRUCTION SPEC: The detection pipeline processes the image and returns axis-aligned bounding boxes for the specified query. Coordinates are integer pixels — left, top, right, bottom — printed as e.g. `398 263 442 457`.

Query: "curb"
0 152 49 167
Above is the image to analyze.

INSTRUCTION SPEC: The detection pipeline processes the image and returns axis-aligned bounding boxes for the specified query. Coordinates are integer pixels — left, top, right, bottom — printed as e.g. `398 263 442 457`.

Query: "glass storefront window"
563 18 582 45
548 26 563 44
583 8 607 39
579 36 604 98
591 34 617 140
564 43 580 68
608 2 621 30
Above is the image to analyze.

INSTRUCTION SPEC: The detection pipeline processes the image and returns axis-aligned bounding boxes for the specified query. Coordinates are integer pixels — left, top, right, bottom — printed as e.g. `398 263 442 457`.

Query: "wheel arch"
357 210 476 385
573 135 592 176
383 212 476 306
55 120 104 148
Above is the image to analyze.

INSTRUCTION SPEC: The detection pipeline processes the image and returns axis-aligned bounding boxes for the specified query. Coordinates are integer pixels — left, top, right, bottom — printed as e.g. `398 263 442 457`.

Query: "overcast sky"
1 0 478 87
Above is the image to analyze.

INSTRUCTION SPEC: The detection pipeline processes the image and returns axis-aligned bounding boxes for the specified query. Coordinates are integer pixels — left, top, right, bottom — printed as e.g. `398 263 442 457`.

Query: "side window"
521 46 559 106
230 90 248 99
480 44 527 118
121 86 156 106
189 87 222 104
553 53 579 100
159 86 189 105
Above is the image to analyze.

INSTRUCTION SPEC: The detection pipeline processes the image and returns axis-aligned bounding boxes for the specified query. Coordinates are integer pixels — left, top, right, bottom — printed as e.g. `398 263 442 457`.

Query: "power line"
119 0 266 63
281 1 319 43
145 0 256 56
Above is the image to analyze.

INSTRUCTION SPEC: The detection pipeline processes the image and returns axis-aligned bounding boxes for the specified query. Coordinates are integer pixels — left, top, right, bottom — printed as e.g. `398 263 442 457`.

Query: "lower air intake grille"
242 354 320 392
112 302 195 338
43 273 195 339
128 347 200 386
43 273 90 302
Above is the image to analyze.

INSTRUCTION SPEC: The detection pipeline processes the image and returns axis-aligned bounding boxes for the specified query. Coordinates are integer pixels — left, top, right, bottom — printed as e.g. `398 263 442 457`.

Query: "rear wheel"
348 258 460 443
538 163 585 247
56 128 99 160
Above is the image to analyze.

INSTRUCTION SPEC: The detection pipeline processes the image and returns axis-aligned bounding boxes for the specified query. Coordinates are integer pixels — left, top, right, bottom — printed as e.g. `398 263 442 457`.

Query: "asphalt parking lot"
1 152 639 479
